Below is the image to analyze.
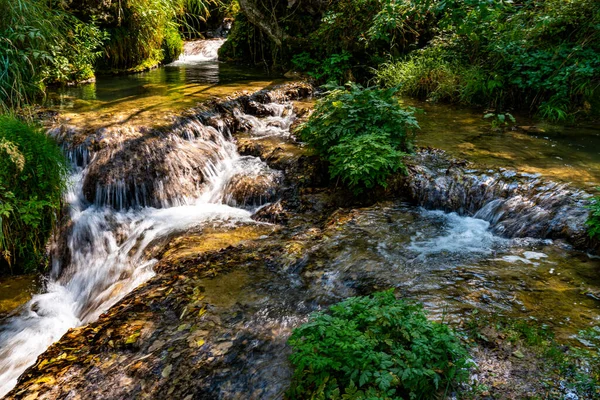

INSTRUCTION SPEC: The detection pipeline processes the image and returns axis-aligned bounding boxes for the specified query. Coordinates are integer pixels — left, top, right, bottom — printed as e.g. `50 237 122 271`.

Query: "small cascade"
169 39 226 65
406 149 591 247
0 90 301 397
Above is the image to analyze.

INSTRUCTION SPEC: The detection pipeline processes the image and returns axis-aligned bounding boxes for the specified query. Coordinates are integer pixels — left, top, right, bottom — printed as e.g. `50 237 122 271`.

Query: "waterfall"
0 99 297 398
169 39 227 65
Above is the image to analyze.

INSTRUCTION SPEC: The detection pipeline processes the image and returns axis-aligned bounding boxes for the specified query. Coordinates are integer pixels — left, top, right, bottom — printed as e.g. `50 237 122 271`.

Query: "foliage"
586 193 600 239
483 112 516 131
44 19 108 84
162 24 185 64
287 291 471 399
292 52 352 84
0 0 106 111
376 48 490 104
298 83 418 194
0 115 68 274
375 0 600 120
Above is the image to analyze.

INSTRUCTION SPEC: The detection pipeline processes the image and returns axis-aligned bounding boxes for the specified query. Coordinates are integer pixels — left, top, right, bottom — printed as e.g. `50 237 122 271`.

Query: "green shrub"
292 51 352 84
287 291 471 399
297 83 418 194
0 115 68 274
586 193 600 239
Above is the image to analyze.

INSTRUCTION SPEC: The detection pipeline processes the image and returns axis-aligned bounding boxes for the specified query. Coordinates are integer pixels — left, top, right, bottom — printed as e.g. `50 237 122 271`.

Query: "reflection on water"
406 99 600 189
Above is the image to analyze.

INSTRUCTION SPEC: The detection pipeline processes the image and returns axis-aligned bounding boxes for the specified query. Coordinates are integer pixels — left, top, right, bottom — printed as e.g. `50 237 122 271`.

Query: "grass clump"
297 83 419 194
0 115 68 274
287 290 471 399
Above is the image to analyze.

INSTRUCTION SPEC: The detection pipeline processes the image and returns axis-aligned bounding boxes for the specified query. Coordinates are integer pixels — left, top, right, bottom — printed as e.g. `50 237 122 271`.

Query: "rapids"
0 40 298 398
1 39 599 400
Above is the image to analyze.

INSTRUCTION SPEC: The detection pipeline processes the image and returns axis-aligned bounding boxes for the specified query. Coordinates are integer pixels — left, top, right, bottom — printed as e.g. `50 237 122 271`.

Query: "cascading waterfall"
0 100 296 398
169 39 227 65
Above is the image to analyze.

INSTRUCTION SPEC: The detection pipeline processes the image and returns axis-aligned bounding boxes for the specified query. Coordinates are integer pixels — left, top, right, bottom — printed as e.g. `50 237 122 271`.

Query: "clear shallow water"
43 54 284 130
404 99 600 189
159 203 600 398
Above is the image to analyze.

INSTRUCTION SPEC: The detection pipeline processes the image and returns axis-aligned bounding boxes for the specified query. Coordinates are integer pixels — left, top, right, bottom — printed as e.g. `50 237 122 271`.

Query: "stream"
0 40 599 399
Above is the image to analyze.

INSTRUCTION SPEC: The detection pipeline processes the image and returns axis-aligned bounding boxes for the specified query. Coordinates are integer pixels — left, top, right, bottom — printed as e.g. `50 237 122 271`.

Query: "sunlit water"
1 39 599 399
405 99 600 189
0 39 297 397
169 204 600 397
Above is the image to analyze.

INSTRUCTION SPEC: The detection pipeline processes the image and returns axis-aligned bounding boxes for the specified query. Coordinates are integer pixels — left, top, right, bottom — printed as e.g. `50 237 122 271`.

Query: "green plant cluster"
0 115 68 274
586 193 600 240
286 0 433 83
298 83 418 194
375 0 600 121
287 291 471 399
0 0 107 111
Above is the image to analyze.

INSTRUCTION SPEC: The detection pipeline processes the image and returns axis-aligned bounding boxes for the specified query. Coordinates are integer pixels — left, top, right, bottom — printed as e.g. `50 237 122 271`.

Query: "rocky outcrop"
404 149 593 248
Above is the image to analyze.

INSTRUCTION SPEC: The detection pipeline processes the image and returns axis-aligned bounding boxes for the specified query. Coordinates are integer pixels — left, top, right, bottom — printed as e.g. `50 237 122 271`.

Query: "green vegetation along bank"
223 0 599 121
0 115 68 275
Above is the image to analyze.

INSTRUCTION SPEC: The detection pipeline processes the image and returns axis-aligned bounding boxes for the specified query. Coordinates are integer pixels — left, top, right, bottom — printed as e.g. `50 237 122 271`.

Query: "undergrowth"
0 115 68 274
297 83 419 194
375 0 600 121
287 291 471 399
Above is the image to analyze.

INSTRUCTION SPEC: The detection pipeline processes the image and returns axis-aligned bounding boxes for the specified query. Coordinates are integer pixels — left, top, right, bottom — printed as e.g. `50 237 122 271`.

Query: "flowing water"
0 41 295 397
1 40 600 399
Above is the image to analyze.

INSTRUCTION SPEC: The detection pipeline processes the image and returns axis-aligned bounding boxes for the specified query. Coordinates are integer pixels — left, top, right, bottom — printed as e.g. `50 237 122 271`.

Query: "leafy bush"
0 115 68 274
298 83 418 193
292 51 352 84
586 194 600 239
287 291 471 399
375 0 600 120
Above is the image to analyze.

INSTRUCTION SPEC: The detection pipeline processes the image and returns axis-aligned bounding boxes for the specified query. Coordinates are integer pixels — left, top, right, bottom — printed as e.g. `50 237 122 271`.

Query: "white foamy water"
410 209 508 257
169 39 226 65
0 105 292 397
235 103 295 139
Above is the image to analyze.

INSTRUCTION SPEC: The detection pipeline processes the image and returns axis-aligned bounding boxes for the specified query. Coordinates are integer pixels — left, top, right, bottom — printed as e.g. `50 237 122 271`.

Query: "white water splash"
410 209 508 257
169 39 226 65
234 103 296 139
0 104 292 397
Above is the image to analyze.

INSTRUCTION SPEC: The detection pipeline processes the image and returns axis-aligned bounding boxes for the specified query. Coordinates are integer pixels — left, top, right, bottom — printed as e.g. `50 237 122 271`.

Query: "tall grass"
100 0 217 71
0 115 68 274
0 0 106 112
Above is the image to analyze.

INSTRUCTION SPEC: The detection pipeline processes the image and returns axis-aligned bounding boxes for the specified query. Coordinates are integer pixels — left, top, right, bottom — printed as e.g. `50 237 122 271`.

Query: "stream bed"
0 40 599 399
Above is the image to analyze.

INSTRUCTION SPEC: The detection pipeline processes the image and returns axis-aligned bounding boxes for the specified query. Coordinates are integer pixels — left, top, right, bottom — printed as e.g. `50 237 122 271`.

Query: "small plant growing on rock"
297 83 419 194
286 290 470 399
586 193 600 239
